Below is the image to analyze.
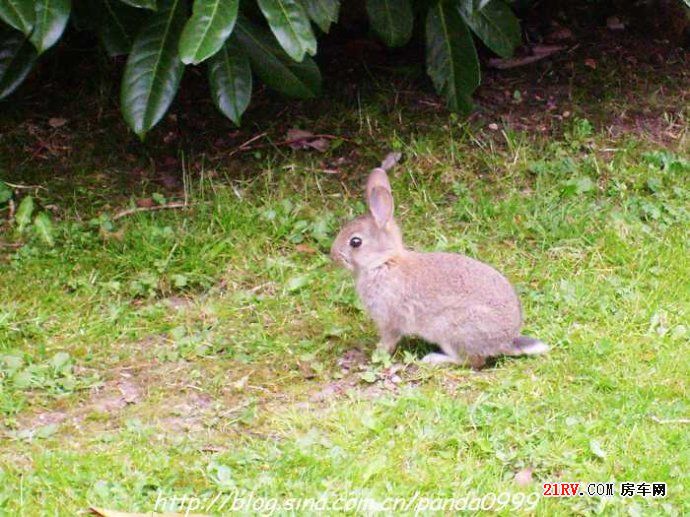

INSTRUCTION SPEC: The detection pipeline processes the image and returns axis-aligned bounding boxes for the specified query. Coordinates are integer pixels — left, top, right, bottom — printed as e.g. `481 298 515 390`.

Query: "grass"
1 47 690 515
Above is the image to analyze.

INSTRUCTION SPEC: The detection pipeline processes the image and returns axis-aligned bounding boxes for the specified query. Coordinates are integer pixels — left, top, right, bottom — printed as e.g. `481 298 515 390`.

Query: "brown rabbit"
330 154 548 368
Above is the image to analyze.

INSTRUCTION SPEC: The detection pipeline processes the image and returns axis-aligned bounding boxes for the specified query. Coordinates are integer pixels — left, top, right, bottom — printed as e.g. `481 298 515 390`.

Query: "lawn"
1 29 689 516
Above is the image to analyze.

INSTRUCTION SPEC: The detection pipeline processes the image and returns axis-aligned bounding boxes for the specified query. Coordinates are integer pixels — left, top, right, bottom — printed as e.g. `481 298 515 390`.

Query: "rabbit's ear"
366 167 392 200
368 186 394 228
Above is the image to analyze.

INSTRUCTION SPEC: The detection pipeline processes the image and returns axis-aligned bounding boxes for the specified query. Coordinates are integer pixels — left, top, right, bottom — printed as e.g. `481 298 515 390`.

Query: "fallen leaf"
515 468 533 486
48 118 67 128
286 129 330 152
295 243 317 254
547 27 573 42
584 58 597 70
136 198 154 208
606 16 625 31
306 138 329 152
286 129 312 146
158 173 181 189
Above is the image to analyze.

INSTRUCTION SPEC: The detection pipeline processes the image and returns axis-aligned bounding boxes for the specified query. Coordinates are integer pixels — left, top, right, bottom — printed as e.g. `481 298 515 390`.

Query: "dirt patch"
160 392 215 433
7 346 305 442
7 340 497 445
307 348 423 403
13 366 148 437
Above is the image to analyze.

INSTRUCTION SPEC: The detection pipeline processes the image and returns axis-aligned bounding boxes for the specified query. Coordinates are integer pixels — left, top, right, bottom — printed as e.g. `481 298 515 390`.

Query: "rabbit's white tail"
509 336 549 356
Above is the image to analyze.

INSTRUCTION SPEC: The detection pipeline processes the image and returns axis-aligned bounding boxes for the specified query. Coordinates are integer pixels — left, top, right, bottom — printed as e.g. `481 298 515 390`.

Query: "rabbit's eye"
349 237 362 248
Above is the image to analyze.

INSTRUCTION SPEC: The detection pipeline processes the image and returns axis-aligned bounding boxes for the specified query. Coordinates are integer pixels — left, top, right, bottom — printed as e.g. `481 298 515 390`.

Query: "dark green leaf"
0 27 37 99
33 212 55 246
178 0 238 64
15 195 34 232
425 2 479 113
118 0 156 8
69 0 98 30
235 17 320 98
365 0 413 47
0 181 11 203
120 0 186 138
207 36 251 125
299 0 339 33
0 0 35 35
30 0 71 54
257 0 316 61
93 0 145 56
458 0 521 58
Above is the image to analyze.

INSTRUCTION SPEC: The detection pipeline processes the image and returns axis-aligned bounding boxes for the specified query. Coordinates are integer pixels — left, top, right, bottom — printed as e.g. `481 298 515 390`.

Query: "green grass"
1 94 689 514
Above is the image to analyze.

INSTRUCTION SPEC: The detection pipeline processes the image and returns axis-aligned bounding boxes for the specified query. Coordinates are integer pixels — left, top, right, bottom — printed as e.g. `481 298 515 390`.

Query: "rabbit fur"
330 156 548 368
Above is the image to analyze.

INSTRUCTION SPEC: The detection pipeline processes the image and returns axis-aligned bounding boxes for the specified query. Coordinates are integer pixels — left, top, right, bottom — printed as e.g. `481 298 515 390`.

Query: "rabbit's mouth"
334 251 354 270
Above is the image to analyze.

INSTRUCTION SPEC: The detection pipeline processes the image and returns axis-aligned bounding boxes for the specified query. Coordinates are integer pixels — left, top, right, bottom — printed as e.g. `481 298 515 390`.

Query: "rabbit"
330 153 548 368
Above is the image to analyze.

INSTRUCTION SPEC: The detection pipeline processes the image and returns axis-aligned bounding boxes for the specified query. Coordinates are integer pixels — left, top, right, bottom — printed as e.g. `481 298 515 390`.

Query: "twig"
235 134 354 154
0 241 22 249
3 182 46 190
651 416 690 424
226 132 268 158
251 134 348 149
112 202 191 221
488 45 566 69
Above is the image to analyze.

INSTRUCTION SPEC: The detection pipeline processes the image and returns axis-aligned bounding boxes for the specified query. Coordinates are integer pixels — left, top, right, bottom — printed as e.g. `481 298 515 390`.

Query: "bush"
0 0 524 137
0 0 686 138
